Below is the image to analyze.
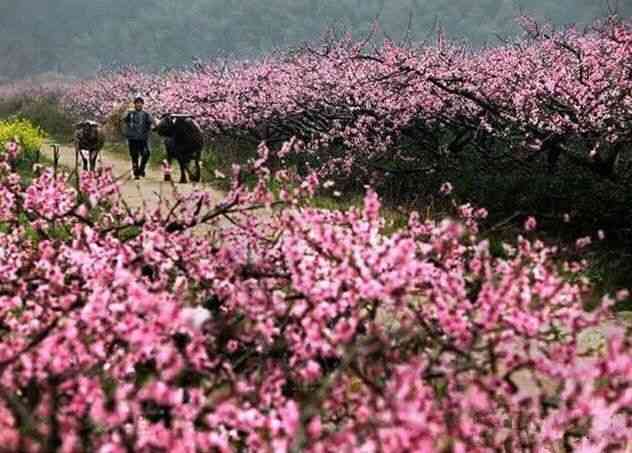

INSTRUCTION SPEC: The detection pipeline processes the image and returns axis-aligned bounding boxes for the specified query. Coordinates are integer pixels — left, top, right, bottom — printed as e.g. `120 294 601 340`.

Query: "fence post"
33 147 41 177
75 146 80 191
51 144 60 177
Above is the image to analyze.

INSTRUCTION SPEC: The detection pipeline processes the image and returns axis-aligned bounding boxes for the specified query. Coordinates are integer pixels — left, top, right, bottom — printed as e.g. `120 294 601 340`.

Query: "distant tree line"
1 0 630 79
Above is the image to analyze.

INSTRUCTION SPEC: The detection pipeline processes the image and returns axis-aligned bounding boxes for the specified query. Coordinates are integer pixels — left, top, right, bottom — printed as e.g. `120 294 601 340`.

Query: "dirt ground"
39 142 226 211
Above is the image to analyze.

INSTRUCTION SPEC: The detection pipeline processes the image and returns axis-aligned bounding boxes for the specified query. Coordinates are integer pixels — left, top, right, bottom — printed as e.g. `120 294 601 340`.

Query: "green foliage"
12 152 39 184
0 118 47 153
201 138 259 189
0 78 76 140
10 97 75 141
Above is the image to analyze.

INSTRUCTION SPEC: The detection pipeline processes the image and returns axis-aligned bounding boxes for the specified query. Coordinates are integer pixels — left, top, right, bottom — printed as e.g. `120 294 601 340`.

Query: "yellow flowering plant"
0 118 47 155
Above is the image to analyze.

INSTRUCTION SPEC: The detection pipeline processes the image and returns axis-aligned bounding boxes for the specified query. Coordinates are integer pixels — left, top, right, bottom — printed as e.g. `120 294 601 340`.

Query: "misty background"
1 0 631 81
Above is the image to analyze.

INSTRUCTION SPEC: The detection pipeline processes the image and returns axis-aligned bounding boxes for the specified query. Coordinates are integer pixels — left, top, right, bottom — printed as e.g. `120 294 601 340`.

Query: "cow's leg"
178 158 188 184
164 139 173 181
80 151 89 171
192 157 201 183
89 150 98 171
164 152 172 182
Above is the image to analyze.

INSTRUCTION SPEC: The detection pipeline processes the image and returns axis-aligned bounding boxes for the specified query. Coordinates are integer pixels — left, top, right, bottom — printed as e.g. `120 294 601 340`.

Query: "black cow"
154 114 204 183
74 120 105 171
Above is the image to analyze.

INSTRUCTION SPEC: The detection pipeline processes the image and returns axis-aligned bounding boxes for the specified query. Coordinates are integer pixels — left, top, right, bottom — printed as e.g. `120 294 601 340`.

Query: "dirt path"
40 142 226 212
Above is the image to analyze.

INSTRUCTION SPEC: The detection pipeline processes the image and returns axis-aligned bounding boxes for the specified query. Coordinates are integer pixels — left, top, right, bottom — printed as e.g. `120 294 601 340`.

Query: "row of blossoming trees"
63 17 631 184
1 16 631 452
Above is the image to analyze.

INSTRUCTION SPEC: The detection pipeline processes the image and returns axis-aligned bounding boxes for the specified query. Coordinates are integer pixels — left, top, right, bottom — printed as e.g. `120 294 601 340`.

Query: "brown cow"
74 120 105 171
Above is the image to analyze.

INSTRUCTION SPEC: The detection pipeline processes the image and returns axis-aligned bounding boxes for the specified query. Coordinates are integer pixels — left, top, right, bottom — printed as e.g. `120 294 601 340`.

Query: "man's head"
134 96 144 111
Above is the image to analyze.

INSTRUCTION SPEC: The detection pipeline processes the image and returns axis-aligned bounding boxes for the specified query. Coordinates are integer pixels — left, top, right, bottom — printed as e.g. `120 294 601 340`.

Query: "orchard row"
62 16 632 180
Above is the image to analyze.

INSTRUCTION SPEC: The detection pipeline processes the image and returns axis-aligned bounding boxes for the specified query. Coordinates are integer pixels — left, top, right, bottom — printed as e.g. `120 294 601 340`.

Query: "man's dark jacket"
123 110 153 141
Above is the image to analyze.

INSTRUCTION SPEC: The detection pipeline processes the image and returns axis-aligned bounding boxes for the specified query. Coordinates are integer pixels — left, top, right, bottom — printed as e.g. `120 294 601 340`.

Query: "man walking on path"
123 95 154 179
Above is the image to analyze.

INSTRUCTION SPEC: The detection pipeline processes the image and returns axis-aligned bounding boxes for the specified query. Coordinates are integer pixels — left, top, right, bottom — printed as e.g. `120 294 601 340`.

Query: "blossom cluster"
0 146 629 452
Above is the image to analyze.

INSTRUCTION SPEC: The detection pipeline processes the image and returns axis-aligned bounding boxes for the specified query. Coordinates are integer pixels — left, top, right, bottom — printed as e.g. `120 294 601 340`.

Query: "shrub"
13 96 75 140
0 118 47 154
102 101 131 142
0 76 76 140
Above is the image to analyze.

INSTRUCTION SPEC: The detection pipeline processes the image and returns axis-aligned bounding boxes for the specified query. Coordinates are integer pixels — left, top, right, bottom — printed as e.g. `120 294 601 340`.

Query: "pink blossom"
576 236 592 249
180 306 211 330
439 182 453 195
524 216 537 231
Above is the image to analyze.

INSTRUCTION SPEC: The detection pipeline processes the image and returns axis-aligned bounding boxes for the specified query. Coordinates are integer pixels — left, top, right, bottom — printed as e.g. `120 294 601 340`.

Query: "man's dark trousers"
128 139 150 177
